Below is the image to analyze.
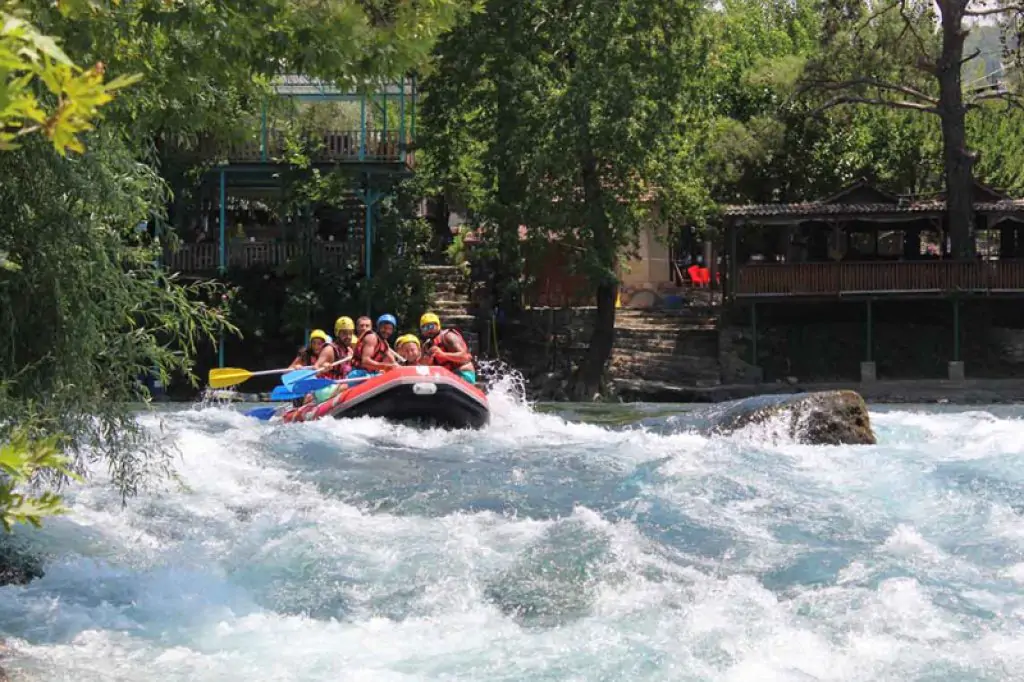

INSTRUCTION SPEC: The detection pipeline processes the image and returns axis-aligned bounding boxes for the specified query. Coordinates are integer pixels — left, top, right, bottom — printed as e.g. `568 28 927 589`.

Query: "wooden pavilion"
720 179 1024 380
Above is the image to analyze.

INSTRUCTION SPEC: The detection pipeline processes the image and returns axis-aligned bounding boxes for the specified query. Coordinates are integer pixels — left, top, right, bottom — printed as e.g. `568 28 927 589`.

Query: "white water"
1 391 1024 681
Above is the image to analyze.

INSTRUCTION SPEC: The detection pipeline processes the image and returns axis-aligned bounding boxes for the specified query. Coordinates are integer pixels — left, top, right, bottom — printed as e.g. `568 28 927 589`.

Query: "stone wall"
496 307 597 400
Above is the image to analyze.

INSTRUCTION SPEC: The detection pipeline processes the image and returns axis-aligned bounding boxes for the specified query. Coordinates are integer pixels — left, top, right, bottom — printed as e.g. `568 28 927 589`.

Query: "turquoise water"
1 382 1023 681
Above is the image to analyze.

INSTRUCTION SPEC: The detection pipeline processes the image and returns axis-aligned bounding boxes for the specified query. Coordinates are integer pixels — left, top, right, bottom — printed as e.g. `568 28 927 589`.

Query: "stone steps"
609 307 722 386
421 264 479 354
609 350 721 385
432 282 467 297
614 328 718 356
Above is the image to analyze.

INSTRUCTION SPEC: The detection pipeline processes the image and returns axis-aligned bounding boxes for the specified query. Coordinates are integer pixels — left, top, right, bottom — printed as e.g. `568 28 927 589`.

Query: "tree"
422 0 711 399
0 2 137 530
699 0 945 204
800 0 1024 259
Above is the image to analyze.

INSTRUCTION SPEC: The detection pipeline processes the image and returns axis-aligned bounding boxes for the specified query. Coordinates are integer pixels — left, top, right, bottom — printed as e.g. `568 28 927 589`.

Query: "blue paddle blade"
287 377 336 395
281 368 316 386
244 406 280 421
270 385 302 401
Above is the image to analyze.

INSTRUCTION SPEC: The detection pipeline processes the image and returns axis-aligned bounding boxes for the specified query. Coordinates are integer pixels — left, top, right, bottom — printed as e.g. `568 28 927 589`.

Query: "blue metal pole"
359 96 367 161
218 169 226 369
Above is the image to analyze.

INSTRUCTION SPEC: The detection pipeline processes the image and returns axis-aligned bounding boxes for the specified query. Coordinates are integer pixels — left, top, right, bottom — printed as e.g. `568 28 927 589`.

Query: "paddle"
280 356 353 388
244 406 282 421
208 365 313 389
287 373 374 395
270 385 303 401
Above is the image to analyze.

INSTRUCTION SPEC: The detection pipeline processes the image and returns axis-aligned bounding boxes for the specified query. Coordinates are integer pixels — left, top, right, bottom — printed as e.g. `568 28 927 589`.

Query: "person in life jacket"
394 334 423 365
348 313 399 379
313 327 349 381
288 329 329 369
331 316 357 377
419 312 476 384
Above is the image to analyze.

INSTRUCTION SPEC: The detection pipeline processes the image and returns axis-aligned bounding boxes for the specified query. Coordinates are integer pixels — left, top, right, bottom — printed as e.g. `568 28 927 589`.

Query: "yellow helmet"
419 312 441 329
309 329 330 344
395 334 421 349
334 316 355 334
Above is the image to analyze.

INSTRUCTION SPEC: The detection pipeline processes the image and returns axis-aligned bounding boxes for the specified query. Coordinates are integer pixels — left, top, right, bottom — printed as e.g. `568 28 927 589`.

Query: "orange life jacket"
423 327 473 372
351 330 391 369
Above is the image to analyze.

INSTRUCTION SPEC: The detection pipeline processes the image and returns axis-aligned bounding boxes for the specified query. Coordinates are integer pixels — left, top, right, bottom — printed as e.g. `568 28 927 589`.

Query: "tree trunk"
569 103 617 401
937 1 975 260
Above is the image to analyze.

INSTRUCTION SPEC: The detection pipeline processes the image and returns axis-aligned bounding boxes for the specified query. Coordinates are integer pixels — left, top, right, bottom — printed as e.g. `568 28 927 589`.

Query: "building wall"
619 216 673 288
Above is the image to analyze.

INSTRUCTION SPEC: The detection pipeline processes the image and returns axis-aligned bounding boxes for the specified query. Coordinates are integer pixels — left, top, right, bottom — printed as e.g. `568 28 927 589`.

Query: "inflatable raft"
280 365 490 429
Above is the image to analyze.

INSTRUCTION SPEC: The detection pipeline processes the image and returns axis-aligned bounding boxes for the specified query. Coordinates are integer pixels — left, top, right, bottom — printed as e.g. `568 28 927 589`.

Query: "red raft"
280 365 490 430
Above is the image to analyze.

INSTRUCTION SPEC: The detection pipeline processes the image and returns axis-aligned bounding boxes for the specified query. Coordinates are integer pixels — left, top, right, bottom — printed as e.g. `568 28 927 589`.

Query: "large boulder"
698 390 876 445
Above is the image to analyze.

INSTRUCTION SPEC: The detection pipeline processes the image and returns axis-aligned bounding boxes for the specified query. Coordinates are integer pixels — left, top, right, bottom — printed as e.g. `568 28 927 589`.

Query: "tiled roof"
723 199 1024 218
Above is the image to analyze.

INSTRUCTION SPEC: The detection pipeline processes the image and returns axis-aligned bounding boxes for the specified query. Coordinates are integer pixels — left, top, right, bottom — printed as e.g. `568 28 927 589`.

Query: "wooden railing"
735 260 1024 296
162 242 358 274
198 129 412 165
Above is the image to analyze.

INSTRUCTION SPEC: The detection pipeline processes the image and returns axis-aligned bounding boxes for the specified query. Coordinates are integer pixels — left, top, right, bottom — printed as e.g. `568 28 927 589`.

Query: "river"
1 379 1023 681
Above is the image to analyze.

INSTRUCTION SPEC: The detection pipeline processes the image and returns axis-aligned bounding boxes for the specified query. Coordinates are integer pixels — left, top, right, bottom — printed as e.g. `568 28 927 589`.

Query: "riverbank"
613 377 1024 404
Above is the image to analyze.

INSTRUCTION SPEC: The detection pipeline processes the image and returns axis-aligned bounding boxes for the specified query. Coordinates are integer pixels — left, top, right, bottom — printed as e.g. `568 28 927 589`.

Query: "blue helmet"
377 314 397 329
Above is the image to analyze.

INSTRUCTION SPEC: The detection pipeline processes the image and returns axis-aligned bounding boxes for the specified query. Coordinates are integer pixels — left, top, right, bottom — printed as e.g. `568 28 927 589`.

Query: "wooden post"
865 298 873 362
750 302 757 366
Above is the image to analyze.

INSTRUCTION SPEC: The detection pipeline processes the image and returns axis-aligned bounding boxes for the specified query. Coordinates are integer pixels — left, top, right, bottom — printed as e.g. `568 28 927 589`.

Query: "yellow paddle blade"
207 367 254 388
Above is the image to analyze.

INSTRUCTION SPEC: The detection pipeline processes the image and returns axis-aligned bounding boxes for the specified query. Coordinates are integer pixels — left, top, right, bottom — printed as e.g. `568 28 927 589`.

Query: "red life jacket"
351 331 391 369
423 327 473 372
319 341 349 380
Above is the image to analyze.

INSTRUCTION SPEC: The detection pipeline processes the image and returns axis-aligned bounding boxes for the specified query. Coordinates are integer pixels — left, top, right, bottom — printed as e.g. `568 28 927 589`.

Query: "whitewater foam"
0 395 1023 680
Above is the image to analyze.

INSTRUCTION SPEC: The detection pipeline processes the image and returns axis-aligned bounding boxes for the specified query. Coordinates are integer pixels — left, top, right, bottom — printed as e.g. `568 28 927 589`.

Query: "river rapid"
1 379 1024 681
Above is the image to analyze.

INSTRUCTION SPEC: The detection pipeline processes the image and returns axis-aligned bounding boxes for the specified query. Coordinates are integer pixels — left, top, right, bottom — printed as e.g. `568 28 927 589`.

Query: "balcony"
735 260 1024 298
196 129 413 167
162 241 359 275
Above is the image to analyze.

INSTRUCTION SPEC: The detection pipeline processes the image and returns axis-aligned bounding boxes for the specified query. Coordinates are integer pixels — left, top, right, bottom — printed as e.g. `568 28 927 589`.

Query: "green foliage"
0 2 136 154
20 0 474 152
699 0 944 204
0 431 78 532
423 0 712 274
0 131 234 498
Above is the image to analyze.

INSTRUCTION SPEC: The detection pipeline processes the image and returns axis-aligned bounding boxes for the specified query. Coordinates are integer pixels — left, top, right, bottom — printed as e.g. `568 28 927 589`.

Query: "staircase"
609 308 721 387
421 265 480 353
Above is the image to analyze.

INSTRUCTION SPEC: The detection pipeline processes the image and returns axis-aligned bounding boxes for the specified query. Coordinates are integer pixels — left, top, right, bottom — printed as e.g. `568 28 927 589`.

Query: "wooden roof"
723 179 1024 224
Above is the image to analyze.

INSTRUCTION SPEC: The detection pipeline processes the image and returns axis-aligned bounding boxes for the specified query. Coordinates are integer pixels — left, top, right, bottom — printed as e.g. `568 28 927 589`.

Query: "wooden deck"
163 242 358 274
735 260 1024 297
198 129 412 166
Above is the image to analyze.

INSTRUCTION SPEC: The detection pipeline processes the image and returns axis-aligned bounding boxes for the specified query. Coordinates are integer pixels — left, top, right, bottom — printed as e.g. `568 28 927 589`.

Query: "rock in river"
699 390 876 445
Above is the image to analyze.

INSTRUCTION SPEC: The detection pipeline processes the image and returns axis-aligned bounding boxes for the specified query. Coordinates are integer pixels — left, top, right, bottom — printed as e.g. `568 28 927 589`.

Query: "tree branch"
812 95 941 115
960 47 982 67
967 87 1024 112
801 77 938 104
964 5 1024 17
897 0 931 63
